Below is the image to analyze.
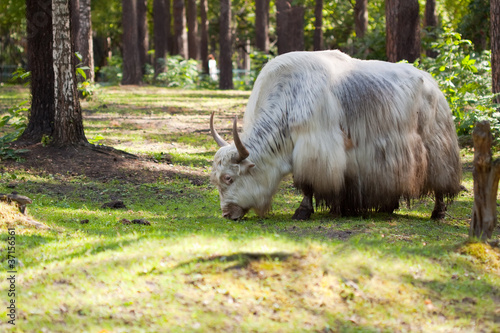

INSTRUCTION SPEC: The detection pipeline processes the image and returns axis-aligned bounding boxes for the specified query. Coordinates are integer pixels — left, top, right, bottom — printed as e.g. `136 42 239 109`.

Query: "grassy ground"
0 85 499 332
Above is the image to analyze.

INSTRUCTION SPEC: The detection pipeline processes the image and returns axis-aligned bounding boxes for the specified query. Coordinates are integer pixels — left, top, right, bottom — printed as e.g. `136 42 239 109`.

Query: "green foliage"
0 100 29 161
457 0 490 52
417 30 498 142
75 52 97 99
98 55 123 85
148 56 200 89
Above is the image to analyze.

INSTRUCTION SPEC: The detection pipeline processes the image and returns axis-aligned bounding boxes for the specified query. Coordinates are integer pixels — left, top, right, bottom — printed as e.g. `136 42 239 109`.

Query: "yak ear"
239 159 255 174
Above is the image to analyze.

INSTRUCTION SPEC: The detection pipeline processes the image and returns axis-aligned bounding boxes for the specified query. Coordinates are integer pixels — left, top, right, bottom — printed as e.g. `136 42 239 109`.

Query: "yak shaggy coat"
210 50 462 220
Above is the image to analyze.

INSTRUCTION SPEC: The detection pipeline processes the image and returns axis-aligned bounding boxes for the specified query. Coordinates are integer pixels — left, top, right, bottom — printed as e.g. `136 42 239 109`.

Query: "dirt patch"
281 225 361 241
2 143 209 185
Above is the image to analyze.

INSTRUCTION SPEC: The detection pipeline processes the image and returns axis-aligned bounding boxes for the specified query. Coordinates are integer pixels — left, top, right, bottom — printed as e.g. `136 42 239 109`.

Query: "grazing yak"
210 50 462 220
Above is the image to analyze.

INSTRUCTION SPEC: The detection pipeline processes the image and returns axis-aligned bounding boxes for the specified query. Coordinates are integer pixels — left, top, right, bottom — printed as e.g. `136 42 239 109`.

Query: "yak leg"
379 199 400 214
292 188 314 220
431 192 446 220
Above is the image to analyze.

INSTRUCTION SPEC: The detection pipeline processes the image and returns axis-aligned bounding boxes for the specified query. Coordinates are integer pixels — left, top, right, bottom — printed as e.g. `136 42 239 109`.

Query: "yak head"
210 112 272 220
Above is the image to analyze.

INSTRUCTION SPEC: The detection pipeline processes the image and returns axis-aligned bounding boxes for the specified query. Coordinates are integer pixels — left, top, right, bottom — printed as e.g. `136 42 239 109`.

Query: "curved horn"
210 112 229 147
233 116 249 162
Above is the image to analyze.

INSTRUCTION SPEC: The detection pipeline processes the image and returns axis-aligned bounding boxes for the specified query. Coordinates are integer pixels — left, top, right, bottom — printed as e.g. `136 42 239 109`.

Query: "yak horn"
210 112 229 147
232 116 249 162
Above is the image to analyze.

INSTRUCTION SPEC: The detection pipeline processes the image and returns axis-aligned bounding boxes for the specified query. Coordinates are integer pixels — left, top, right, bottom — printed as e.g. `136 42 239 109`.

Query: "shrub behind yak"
210 50 462 220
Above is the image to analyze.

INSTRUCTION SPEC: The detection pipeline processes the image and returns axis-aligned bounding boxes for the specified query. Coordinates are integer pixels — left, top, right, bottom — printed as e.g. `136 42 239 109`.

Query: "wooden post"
470 121 500 241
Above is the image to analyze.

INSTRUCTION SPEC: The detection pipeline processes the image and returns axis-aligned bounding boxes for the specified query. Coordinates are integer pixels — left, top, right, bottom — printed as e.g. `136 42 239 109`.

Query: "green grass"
0 85 499 332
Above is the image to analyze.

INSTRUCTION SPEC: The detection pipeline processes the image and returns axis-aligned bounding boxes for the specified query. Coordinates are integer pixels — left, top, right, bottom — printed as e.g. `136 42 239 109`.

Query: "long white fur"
211 50 461 218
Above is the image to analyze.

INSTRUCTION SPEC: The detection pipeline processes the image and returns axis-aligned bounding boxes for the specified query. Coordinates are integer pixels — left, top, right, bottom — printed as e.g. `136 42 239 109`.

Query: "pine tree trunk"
199 0 209 74
52 0 87 145
122 0 142 84
21 0 55 144
386 0 420 62
187 0 198 60
255 0 270 53
137 0 149 73
470 121 500 241
492 0 500 104
219 0 233 89
173 0 187 58
276 0 304 54
276 0 290 55
313 0 323 51
354 0 368 38
153 0 168 76
424 0 438 58
78 0 95 82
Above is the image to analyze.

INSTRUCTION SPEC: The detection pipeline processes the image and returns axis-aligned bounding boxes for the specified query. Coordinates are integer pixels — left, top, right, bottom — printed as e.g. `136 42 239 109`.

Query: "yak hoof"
292 207 313 220
431 209 446 220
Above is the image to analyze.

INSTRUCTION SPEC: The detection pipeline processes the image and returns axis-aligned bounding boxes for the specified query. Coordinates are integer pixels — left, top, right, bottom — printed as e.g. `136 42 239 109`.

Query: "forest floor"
0 85 499 332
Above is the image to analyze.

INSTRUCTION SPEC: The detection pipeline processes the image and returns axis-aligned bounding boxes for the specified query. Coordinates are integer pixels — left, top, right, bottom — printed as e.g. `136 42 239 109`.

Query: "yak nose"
222 212 231 219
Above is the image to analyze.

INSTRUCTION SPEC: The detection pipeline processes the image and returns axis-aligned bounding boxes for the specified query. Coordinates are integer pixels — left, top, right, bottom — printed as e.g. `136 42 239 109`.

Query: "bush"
148 55 200 89
98 55 123 85
416 29 499 143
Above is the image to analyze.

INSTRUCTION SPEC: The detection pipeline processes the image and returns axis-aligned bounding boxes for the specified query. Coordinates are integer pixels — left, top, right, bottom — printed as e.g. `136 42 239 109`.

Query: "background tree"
137 0 149 74
386 0 420 62
187 0 198 59
199 0 209 73
153 0 168 76
313 0 323 51
219 0 233 89
424 0 438 58
493 0 500 104
276 0 305 54
77 0 94 82
52 0 87 145
354 0 368 38
20 0 54 143
255 0 270 53
122 0 142 84
173 0 188 58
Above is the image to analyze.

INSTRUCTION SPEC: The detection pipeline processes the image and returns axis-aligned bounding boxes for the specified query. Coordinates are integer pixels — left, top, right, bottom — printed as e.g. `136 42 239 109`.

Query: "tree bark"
276 0 304 54
122 0 142 84
385 0 420 62
199 0 209 74
52 0 87 145
77 0 95 82
255 0 270 52
424 0 438 58
470 121 500 241
492 0 500 104
276 0 289 55
187 0 198 59
173 0 188 58
219 0 233 89
21 0 55 143
137 0 149 74
313 0 323 51
153 0 168 76
354 0 368 38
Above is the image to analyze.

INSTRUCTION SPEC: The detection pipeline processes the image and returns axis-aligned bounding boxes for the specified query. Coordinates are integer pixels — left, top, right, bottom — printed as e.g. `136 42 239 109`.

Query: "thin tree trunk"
52 0 87 145
219 0 233 89
173 0 188 58
470 121 500 241
71 0 80 48
386 0 420 62
424 0 438 58
199 0 209 73
122 0 142 84
492 0 500 104
354 0 368 38
187 0 198 59
313 0 323 51
21 0 55 143
255 0 270 52
137 0 149 73
276 0 289 54
153 0 168 76
78 0 95 82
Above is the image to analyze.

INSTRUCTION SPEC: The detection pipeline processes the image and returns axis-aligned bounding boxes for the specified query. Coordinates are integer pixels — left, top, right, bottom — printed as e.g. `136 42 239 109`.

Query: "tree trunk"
173 0 188 58
52 0 87 145
386 0 420 62
313 0 323 51
424 0 438 58
492 0 500 104
255 0 270 53
199 0 209 74
153 0 168 76
21 0 55 144
77 0 95 82
288 5 304 52
122 0 142 84
354 0 368 38
219 0 233 89
276 0 304 54
71 0 80 48
137 0 149 73
470 121 500 241
276 0 289 55
187 0 198 59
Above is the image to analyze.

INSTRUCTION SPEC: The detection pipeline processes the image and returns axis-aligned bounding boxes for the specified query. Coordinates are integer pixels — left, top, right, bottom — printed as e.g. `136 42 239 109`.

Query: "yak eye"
222 174 233 185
